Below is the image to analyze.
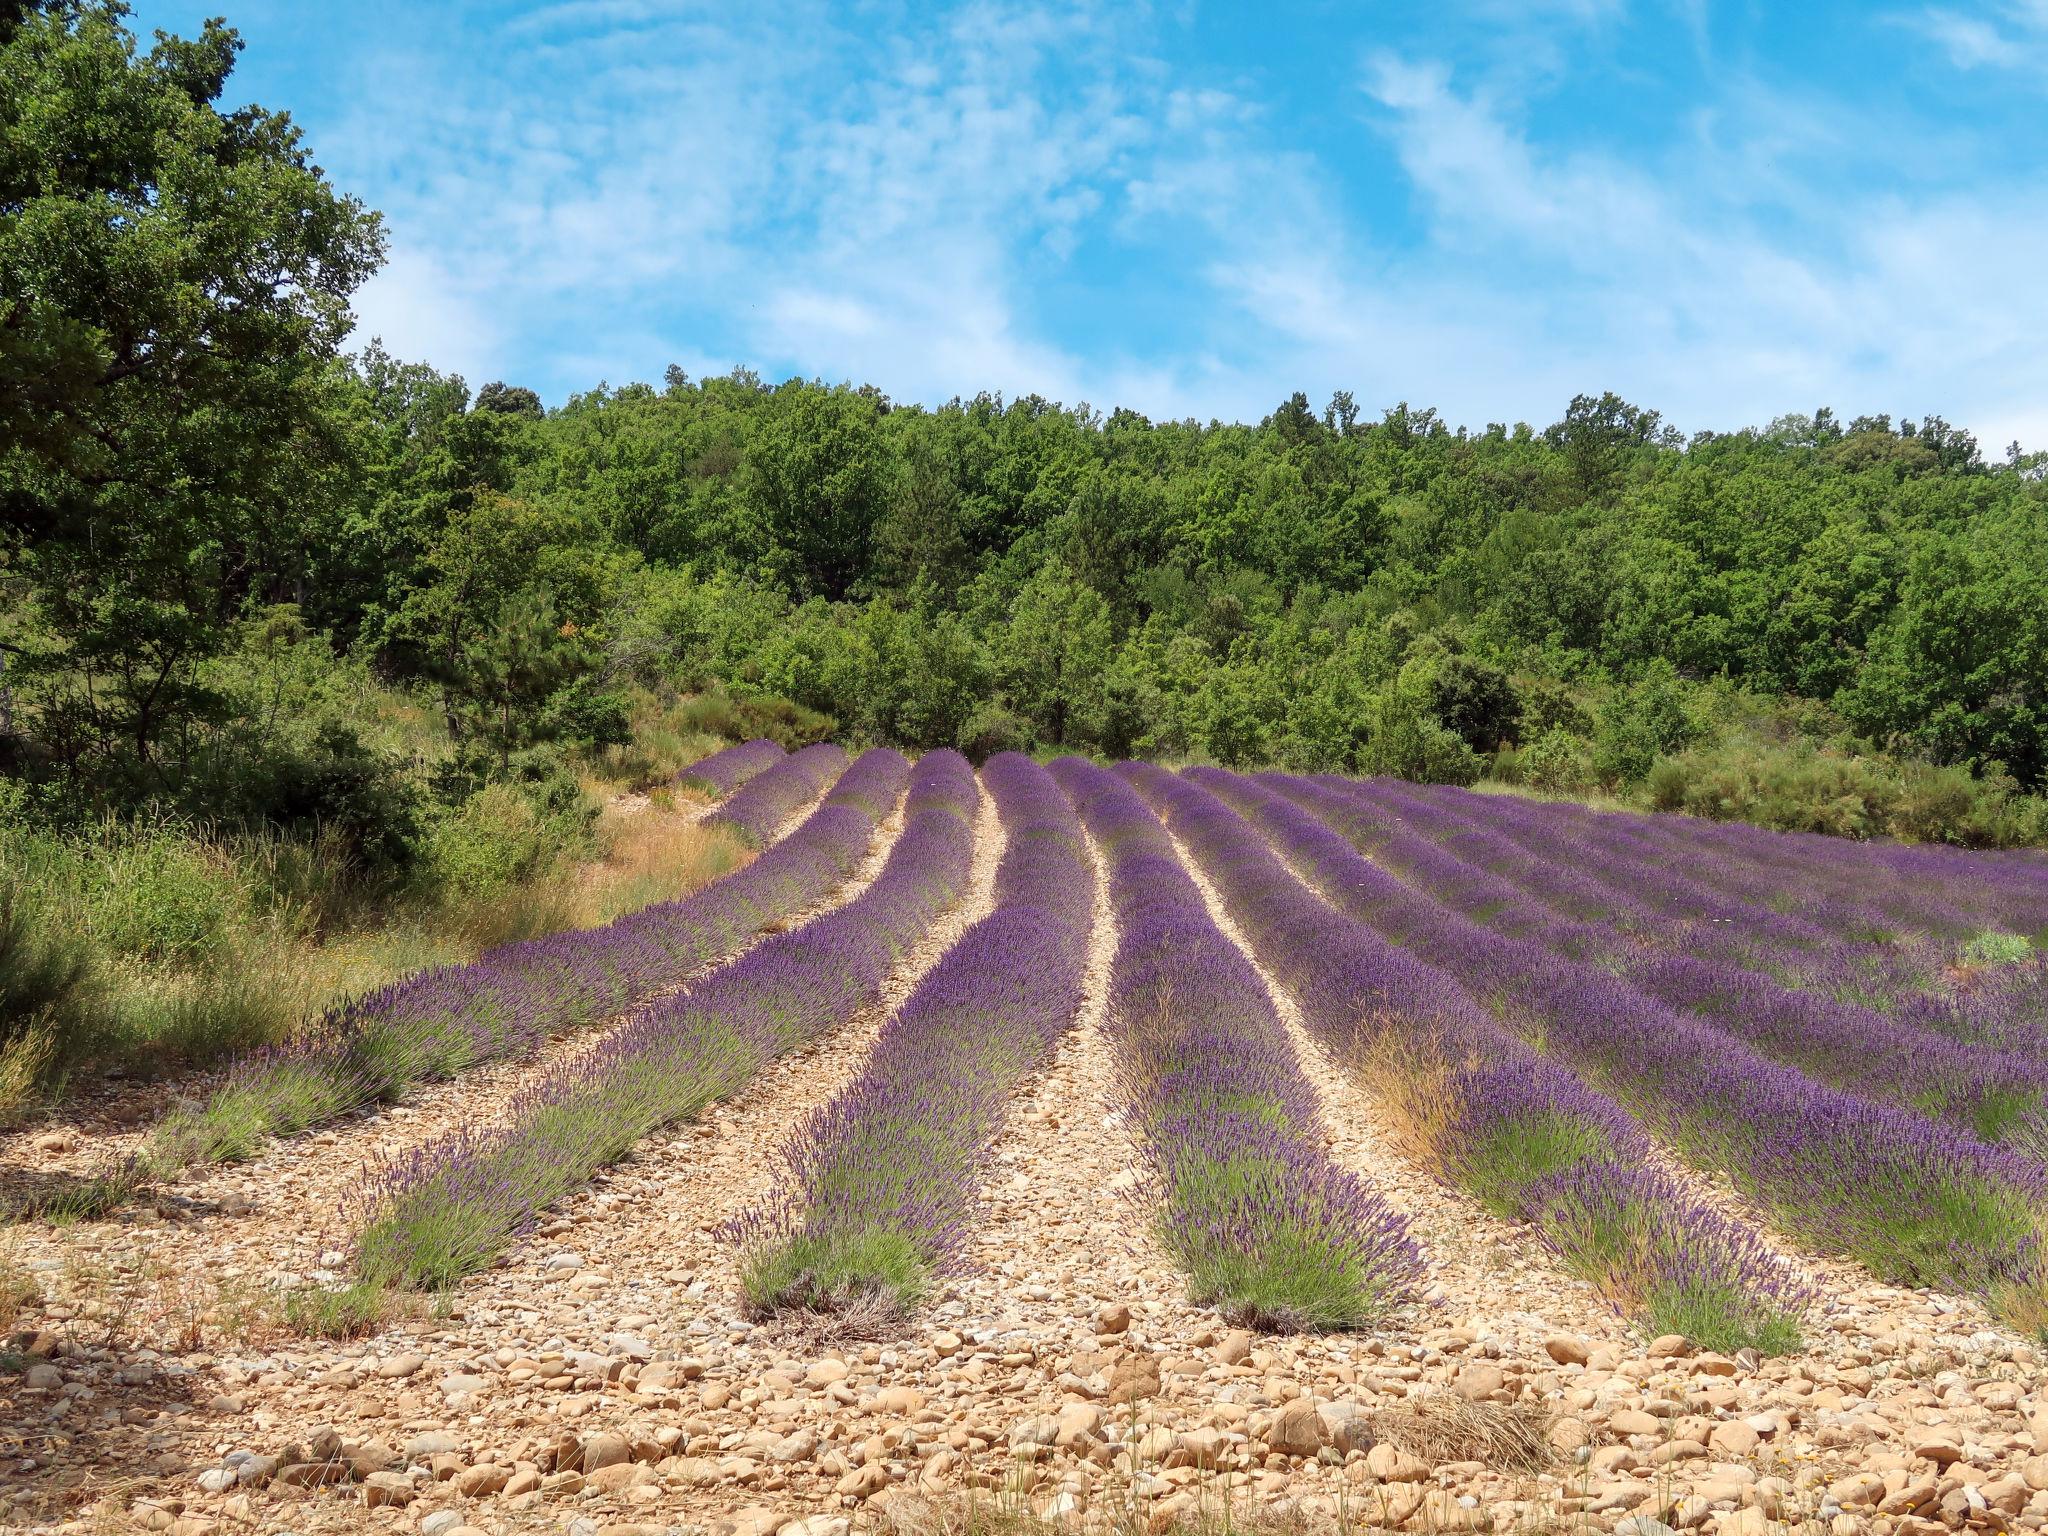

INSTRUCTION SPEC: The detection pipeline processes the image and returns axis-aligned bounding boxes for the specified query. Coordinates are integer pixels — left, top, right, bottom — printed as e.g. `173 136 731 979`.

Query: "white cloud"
1904 2 2048 68
300 0 2048 449
348 244 503 386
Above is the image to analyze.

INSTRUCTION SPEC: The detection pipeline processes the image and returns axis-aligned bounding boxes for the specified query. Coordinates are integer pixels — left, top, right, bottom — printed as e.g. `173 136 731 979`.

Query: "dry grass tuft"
753 1289 910 1349
572 804 751 928
1352 1028 1461 1176
1369 1392 1554 1474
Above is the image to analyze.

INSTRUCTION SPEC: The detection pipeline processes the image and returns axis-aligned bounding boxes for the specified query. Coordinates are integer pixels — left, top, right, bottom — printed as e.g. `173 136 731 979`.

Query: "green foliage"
1 1 383 790
1644 734 2048 847
1593 660 1699 786
1429 654 1523 753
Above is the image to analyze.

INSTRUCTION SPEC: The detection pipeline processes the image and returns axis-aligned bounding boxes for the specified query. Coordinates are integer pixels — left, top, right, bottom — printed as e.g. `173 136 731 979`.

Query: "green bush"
1429 654 1523 752
676 686 836 750
957 701 1031 764
1499 727 1598 794
1644 737 2048 847
88 834 243 965
1594 660 1699 786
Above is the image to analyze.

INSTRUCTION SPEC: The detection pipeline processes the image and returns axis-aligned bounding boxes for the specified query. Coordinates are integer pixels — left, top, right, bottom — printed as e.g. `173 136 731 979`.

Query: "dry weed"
1369 1392 1553 1474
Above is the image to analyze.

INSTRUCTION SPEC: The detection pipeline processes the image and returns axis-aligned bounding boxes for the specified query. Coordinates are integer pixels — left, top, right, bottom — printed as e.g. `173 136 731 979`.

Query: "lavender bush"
677 737 785 794
1312 777 2048 1154
1058 758 1424 1332
736 753 1092 1321
352 750 981 1291
152 747 901 1169
705 741 848 844
1208 768 2044 1313
1123 763 1806 1351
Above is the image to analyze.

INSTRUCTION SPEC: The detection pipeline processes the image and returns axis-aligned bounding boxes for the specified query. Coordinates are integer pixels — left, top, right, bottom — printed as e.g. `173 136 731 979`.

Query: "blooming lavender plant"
676 737 785 795
352 751 982 1291
705 741 848 844
735 753 1093 1321
1307 776 2048 1152
151 747 901 1170
1205 768 2044 1309
1057 758 1424 1332
1120 762 1808 1351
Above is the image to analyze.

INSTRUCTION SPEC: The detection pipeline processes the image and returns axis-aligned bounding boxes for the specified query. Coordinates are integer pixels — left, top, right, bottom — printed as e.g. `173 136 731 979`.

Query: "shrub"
543 678 633 749
1360 689 1484 786
88 833 243 965
1593 660 1699 786
676 686 835 750
957 701 1031 763
1429 654 1523 752
1505 727 1598 794
1644 736 2048 847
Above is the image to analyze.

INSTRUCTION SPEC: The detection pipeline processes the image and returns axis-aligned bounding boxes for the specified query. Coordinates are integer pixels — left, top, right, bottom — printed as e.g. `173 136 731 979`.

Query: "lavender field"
9 743 2048 1533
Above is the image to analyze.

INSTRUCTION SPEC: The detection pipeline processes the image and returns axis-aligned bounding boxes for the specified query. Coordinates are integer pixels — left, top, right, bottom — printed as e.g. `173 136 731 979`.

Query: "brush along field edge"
145 745 874 1174
1123 762 1810 1353
350 749 982 1291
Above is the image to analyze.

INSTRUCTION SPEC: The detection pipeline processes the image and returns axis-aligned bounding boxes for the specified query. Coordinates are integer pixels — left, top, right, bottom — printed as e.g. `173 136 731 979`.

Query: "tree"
0 1 383 788
1544 392 1666 504
739 382 892 599
1001 562 1114 748
382 492 615 766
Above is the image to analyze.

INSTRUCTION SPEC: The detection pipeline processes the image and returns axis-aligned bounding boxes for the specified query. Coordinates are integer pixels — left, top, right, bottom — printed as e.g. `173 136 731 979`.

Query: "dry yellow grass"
571 798 751 927
1367 1392 1553 1474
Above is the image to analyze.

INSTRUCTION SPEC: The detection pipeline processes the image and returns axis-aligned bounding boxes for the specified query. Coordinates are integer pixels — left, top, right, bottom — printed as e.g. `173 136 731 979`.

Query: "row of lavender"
1058 759 1425 1330
734 753 1093 1320
1366 778 2048 1056
150 742 860 1170
1211 770 2045 1323
352 750 978 1290
1126 764 1805 1351
706 742 846 845
678 737 785 796
1305 775 2048 1155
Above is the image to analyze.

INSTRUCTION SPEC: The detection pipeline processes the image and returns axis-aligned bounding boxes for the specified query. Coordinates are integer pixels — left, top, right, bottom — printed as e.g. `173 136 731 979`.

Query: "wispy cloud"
207 0 2048 447
1904 1 2048 67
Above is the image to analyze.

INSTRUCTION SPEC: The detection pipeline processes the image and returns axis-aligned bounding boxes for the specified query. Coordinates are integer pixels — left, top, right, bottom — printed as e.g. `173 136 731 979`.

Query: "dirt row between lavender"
3 778 2048 1536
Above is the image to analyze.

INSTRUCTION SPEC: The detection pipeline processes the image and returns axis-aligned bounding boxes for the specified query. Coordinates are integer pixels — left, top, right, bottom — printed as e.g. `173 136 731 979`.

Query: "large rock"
456 1464 509 1497
1543 1336 1589 1367
359 1471 414 1509
1258 1400 1325 1458
1109 1355 1161 1405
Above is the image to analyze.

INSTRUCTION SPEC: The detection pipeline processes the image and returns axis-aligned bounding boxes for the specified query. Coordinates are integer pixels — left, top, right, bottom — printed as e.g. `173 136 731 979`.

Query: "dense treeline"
5 0 2048 859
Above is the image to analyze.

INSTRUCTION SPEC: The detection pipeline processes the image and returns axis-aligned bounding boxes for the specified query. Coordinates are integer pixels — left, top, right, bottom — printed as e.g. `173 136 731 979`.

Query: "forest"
3 2 2045 1101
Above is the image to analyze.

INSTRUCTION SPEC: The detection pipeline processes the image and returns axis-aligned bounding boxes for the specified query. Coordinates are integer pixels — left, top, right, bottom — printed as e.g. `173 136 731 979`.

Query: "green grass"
1643 1279 1805 1357
283 1281 390 1339
1452 1113 1611 1220
740 1228 931 1319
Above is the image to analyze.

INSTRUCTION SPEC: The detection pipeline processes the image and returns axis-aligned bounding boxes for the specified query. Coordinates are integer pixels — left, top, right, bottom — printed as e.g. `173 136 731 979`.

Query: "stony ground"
3 780 2046 1536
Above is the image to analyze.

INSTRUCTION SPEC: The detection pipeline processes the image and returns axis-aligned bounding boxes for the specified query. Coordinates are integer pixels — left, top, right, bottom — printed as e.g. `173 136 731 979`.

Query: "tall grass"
0 784 745 1121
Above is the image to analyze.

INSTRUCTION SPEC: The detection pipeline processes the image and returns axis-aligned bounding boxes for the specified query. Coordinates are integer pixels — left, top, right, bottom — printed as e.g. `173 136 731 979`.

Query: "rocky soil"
3 777 2046 1536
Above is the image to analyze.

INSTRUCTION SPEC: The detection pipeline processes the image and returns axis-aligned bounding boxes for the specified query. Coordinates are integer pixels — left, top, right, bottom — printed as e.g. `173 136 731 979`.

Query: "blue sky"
129 0 2048 445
